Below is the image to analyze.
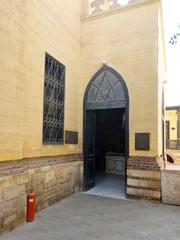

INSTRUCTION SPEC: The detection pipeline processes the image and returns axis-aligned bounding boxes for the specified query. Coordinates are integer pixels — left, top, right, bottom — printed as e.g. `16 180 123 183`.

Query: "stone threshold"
165 164 180 170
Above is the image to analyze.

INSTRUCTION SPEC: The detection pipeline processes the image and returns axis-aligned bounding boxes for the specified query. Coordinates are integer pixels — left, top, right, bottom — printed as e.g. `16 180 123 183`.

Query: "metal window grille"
43 53 65 144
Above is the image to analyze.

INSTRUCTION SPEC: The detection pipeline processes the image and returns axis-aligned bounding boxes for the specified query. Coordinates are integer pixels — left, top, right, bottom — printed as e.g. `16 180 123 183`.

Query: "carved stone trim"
82 0 154 18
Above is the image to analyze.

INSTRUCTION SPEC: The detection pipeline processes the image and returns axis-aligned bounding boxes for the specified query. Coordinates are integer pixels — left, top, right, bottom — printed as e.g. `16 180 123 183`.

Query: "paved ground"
1 193 180 240
86 174 125 199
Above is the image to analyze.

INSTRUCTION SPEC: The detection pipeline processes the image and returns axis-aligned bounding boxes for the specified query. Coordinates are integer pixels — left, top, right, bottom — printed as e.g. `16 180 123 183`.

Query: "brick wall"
127 156 162 201
128 156 162 171
0 155 83 235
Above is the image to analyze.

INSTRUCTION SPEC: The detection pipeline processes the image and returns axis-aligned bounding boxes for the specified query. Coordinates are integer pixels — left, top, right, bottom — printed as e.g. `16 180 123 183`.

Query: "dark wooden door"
85 111 96 190
166 121 170 148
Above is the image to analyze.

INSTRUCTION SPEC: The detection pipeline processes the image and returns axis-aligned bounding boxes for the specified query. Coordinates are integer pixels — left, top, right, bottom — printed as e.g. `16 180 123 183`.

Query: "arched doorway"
83 66 129 198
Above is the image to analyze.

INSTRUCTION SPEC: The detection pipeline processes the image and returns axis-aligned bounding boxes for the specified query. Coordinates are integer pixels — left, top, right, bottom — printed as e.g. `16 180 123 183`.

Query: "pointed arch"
84 66 129 110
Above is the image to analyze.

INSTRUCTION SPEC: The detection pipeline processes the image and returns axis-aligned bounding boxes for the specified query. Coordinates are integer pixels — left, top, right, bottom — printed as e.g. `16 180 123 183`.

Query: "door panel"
166 121 170 148
85 111 96 190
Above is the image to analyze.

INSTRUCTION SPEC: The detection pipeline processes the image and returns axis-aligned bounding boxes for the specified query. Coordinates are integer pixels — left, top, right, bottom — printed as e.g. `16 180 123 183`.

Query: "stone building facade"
80 0 165 200
0 0 167 234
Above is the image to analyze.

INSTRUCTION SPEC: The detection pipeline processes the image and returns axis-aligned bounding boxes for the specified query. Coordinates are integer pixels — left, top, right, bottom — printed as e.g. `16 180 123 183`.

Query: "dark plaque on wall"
135 133 150 151
65 131 78 144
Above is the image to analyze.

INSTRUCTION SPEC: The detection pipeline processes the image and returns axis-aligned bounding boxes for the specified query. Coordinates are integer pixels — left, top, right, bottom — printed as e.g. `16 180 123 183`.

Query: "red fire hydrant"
27 192 36 222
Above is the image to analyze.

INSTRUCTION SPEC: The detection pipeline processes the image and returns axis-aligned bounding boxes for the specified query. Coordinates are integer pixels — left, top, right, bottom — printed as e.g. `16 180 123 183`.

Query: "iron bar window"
43 53 65 144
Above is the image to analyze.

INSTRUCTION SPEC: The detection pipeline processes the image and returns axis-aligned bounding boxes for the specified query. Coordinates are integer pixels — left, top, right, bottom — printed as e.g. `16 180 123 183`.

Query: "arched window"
84 66 128 110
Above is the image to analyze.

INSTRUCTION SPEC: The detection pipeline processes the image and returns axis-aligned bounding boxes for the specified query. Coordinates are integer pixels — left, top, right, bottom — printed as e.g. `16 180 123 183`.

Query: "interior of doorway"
86 108 126 199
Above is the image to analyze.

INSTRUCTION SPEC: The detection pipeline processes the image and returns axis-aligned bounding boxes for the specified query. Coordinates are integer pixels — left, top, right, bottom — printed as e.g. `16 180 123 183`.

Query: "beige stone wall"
0 156 83 234
166 110 178 141
157 4 166 156
161 169 180 205
0 0 81 161
0 0 164 161
80 0 161 157
0 0 84 229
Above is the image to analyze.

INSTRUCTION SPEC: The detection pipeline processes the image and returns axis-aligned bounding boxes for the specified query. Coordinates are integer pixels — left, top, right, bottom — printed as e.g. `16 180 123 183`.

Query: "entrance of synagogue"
83 66 129 199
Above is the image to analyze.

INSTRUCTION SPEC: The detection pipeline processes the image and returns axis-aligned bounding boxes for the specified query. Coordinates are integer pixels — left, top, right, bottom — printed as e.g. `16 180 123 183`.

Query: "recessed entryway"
83 66 129 199
85 108 126 199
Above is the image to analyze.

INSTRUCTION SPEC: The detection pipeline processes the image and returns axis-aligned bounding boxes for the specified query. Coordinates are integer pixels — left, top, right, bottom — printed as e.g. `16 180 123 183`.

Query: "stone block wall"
161 170 180 205
127 157 162 201
0 155 83 235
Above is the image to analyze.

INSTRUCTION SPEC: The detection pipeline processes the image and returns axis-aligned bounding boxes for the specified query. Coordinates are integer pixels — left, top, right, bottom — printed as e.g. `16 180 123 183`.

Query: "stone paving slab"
1 193 180 240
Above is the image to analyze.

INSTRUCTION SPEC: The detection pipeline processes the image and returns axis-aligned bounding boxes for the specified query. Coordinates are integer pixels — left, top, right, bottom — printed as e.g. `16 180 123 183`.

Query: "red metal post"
27 192 36 222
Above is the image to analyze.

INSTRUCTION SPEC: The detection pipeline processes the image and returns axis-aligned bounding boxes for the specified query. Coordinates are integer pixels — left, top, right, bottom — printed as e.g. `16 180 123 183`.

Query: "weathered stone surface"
127 169 161 179
0 177 12 189
3 185 26 201
127 159 161 201
161 170 180 205
13 174 28 185
0 189 2 203
0 201 11 217
127 178 161 189
127 187 161 200
45 171 55 184
3 214 17 226
11 196 26 209
0 156 83 235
